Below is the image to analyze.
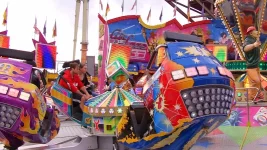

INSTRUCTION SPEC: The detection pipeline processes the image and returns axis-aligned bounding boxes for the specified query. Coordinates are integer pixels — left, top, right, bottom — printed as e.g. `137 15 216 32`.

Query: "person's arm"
64 74 80 93
76 75 91 97
80 86 90 96
244 39 261 52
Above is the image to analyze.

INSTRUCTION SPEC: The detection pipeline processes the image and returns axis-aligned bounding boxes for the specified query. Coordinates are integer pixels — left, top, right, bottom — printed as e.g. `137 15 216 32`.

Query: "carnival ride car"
0 48 60 150
116 32 236 150
49 31 236 150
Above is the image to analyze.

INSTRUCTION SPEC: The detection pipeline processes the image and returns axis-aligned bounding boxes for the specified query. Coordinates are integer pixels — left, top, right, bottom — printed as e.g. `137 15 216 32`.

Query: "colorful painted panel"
107 44 131 69
0 35 9 48
98 14 238 93
213 45 227 62
35 43 57 69
103 116 121 134
106 61 129 85
222 106 267 127
98 15 109 94
0 59 32 82
104 15 236 62
108 18 150 63
85 88 142 116
93 117 104 134
206 44 228 62
51 83 72 117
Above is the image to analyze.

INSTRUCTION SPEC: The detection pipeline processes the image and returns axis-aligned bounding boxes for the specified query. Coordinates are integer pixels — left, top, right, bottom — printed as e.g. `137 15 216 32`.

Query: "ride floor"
1 103 267 150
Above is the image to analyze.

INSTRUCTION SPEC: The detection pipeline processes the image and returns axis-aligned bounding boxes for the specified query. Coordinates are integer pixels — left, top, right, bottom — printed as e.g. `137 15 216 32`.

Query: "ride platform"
2 95 267 150
1 103 267 150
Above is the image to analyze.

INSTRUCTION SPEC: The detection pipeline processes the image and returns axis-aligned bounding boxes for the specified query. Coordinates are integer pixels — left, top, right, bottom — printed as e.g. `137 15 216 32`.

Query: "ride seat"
58 70 83 121
128 102 152 138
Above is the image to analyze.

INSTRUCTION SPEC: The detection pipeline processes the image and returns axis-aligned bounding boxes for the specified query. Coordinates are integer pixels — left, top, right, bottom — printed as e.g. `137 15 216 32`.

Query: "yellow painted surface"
51 89 72 105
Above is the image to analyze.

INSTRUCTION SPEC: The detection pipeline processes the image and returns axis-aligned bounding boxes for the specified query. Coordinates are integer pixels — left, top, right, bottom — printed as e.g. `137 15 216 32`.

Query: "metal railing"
235 87 263 150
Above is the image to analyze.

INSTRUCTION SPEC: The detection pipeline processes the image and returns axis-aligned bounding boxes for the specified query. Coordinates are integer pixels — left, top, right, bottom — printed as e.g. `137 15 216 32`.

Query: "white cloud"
0 0 201 65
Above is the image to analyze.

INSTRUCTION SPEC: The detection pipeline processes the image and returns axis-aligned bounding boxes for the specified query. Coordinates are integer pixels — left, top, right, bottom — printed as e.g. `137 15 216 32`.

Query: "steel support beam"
194 0 215 19
166 1 194 22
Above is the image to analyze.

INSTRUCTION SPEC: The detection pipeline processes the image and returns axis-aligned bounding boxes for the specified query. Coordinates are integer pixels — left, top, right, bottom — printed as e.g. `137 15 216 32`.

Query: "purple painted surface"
0 59 60 148
0 30 7 36
0 58 32 82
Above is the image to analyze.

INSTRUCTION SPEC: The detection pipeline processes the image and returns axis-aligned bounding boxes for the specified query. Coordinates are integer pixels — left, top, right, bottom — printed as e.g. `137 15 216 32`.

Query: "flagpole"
136 0 138 15
45 16 47 37
122 0 123 16
34 16 36 40
6 3 8 31
106 0 109 20
187 0 190 23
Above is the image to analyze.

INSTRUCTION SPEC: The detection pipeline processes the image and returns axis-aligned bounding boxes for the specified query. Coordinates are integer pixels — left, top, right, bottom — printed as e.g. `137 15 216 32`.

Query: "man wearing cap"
243 26 263 100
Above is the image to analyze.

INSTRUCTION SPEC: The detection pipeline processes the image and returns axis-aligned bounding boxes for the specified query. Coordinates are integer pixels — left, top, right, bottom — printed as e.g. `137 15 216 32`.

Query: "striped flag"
131 0 137 10
159 7 163 22
52 20 57 38
105 3 110 17
2 7 7 26
147 8 151 22
99 0 103 10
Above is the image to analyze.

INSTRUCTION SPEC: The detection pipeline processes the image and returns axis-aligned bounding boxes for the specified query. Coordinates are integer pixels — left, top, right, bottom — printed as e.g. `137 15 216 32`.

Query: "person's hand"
254 40 261 47
104 85 109 91
85 94 92 100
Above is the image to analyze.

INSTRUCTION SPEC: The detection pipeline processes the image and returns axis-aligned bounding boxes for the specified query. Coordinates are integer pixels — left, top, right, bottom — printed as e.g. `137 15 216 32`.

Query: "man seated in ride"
59 62 92 120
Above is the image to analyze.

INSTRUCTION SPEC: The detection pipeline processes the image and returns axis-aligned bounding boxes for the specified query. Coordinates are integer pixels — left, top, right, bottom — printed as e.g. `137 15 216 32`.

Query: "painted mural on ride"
97 14 235 94
0 59 60 149
95 12 238 149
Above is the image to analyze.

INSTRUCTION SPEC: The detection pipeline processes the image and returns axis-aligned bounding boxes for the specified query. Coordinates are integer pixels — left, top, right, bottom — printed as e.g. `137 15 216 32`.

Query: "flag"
34 17 39 34
131 0 137 10
43 18 47 36
121 0 124 13
99 0 103 10
147 8 151 22
52 20 57 38
173 5 177 17
159 7 163 22
105 3 110 17
2 7 7 26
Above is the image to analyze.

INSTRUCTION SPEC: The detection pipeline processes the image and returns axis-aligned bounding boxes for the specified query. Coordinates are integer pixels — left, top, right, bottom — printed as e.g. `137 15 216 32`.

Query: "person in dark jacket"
243 26 263 100
78 63 98 97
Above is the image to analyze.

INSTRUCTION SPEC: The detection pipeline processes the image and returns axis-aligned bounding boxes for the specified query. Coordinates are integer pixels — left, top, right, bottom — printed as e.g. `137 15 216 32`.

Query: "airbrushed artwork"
222 106 267 127
0 35 9 49
0 58 60 149
97 15 236 93
5 0 267 149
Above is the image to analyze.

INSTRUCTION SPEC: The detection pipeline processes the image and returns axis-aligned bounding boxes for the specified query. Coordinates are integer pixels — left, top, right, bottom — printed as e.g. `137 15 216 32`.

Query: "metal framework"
165 0 215 22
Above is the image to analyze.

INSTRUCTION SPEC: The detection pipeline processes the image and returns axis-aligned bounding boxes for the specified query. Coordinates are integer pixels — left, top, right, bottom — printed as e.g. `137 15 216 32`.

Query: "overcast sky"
0 0 200 63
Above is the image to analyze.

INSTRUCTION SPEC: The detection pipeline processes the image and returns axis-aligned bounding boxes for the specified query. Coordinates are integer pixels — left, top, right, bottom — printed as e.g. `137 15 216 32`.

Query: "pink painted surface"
98 22 109 94
222 106 267 127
